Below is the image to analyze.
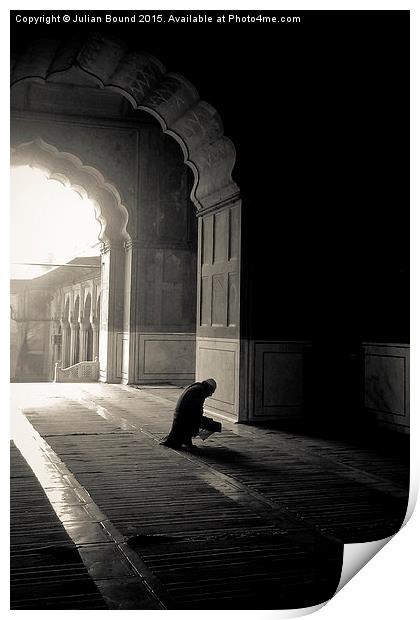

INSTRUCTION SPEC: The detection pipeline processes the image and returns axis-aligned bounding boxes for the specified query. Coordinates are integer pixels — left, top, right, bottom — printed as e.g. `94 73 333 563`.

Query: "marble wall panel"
213 210 228 263
198 202 240 339
363 343 409 432
136 333 196 383
249 341 309 421
196 337 239 417
138 248 196 331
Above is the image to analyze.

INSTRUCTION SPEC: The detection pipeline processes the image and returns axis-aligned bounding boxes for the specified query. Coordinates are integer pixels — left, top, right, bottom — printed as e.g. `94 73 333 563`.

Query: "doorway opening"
10 164 101 382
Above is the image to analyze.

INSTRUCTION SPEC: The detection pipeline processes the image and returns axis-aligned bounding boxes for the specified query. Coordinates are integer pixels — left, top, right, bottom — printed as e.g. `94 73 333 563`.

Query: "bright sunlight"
11 166 101 279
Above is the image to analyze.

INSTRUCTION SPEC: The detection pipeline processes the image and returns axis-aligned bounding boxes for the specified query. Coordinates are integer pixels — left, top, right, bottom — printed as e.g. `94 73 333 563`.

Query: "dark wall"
10 285 51 381
137 129 197 333
11 10 409 345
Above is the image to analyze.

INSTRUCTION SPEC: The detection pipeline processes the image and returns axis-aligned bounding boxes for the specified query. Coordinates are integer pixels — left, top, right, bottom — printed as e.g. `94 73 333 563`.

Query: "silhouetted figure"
160 379 217 449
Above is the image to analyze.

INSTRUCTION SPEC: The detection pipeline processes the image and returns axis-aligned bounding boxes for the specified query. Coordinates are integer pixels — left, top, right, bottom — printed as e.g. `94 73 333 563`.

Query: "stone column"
92 320 100 362
60 320 70 368
69 320 79 366
99 240 126 383
51 321 61 378
79 323 89 361
120 239 141 384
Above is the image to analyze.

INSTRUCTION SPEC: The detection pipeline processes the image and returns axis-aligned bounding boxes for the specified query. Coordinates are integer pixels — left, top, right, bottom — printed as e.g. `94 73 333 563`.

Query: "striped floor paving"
10 383 409 609
32 430 342 608
86 385 409 543
10 443 107 610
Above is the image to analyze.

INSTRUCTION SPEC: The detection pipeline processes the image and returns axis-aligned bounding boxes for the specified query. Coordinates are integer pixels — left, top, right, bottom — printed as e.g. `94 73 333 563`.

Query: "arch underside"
11 33 240 210
11 139 129 244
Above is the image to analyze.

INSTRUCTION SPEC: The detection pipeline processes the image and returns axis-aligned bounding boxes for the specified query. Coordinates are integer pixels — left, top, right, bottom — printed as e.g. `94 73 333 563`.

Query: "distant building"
10 257 101 381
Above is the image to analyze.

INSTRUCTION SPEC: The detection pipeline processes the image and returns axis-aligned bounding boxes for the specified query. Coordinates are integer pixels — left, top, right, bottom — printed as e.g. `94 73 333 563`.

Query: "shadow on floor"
192 444 255 464
247 415 409 461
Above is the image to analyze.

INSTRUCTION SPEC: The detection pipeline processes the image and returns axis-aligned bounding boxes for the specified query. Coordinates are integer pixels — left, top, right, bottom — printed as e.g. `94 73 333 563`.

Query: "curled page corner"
334 535 393 595
334 481 418 597
276 602 328 618
244 602 328 619
403 483 418 527
333 476 418 599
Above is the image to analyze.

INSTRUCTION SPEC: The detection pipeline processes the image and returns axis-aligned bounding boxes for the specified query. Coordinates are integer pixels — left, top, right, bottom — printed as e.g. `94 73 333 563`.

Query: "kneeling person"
161 379 217 449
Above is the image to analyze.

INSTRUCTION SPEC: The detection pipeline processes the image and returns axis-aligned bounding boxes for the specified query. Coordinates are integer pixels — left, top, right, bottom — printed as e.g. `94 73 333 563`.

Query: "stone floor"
10 443 108 610
10 383 410 610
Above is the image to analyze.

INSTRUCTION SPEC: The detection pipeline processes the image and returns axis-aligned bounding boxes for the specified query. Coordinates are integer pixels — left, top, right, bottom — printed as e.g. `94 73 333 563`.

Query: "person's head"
203 378 217 396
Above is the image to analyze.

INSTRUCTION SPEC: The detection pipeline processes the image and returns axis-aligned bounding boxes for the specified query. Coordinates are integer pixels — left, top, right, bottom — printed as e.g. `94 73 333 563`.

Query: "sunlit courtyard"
11 165 100 280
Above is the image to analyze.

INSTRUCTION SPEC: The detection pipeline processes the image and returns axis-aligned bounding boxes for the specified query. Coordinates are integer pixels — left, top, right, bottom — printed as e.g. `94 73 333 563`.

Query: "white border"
3 3 418 619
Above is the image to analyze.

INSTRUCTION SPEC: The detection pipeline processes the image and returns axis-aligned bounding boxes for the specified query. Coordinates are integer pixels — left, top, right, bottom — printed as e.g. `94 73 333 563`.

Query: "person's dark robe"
161 382 211 448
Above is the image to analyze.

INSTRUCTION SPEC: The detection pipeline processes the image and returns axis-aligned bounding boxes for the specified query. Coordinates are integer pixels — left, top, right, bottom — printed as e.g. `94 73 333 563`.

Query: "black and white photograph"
8 5 413 614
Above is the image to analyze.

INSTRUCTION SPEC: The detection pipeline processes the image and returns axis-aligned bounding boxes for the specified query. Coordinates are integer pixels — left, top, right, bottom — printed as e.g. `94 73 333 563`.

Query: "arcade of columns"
53 279 101 371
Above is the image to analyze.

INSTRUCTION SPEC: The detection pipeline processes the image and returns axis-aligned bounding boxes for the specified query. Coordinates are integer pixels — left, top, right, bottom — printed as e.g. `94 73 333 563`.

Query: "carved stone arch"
11 138 130 244
69 294 80 364
11 33 240 210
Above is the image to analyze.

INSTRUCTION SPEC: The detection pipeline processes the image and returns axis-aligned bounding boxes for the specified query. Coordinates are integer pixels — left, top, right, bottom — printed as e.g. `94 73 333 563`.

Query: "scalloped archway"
11 33 240 211
11 138 130 245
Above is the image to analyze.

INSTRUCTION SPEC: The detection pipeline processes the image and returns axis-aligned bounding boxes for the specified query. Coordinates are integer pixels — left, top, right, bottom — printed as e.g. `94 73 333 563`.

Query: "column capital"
196 193 241 218
124 238 142 252
100 240 125 254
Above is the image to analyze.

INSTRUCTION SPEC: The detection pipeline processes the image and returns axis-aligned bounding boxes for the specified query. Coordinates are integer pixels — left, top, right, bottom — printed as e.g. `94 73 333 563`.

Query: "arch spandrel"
48 37 84 75
170 101 224 156
11 33 240 210
108 51 165 103
141 73 199 127
10 139 130 245
76 33 128 82
11 39 61 83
